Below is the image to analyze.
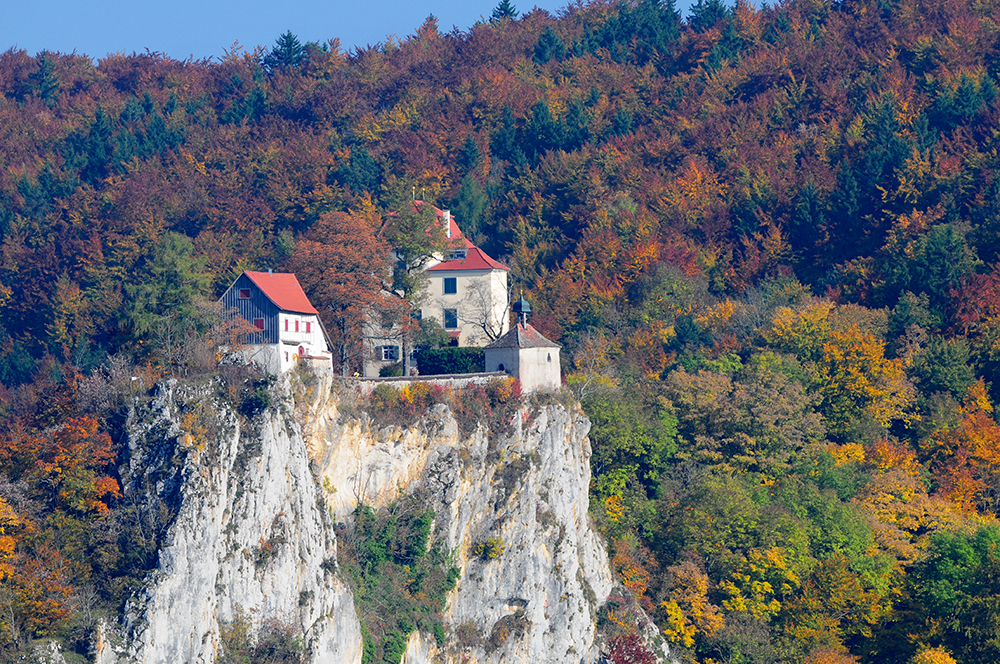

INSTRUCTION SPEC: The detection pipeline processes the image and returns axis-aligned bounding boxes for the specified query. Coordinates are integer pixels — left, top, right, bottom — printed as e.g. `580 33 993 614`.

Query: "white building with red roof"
220 270 332 373
422 235 510 347
366 203 511 376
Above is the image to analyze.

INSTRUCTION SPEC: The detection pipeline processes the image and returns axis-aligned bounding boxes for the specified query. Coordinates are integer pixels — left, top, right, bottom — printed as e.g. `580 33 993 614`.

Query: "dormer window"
449 250 467 261
238 289 251 299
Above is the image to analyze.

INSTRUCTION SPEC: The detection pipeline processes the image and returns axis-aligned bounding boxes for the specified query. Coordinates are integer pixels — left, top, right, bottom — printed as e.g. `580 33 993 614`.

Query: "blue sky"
4 0 700 62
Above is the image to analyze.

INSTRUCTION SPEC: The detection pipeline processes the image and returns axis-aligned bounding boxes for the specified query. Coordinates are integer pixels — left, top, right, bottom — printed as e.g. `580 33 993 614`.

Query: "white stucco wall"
519 346 561 392
276 313 331 372
423 268 509 346
484 345 561 392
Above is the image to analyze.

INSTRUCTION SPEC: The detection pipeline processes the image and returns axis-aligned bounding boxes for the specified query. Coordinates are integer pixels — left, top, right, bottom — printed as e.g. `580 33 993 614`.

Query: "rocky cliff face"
97 371 633 664
101 377 362 663
305 380 615 664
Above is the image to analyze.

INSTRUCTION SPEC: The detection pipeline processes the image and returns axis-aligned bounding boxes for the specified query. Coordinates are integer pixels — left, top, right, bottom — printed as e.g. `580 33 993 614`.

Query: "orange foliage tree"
31 417 119 516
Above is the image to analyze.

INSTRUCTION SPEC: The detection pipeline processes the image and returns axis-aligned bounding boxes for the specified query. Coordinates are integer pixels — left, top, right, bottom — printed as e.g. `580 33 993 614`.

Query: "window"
449 250 467 260
253 318 265 330
284 319 289 331
285 352 289 362
444 277 457 294
298 346 304 357
381 345 399 361
306 321 311 333
443 309 458 329
295 320 299 332
415 310 423 321
238 289 251 299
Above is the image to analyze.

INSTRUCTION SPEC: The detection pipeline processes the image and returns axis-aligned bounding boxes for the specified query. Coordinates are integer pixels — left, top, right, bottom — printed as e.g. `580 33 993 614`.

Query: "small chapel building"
484 297 562 392
220 270 332 373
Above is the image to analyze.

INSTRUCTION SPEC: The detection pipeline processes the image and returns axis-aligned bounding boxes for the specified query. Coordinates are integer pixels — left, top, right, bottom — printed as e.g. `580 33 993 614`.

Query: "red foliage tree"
606 633 657 664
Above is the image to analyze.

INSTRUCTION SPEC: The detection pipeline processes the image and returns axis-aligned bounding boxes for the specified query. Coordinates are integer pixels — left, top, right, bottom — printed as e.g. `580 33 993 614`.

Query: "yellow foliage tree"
720 547 800 619
660 559 724 648
924 380 1000 514
908 647 958 664
766 301 915 436
853 439 965 565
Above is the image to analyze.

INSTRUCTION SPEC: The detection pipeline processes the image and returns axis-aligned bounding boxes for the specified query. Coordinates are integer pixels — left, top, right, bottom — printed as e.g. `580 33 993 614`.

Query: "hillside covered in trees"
4 0 1000 660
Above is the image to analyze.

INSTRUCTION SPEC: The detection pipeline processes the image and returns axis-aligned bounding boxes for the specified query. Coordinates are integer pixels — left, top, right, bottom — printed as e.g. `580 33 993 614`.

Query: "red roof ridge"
243 271 320 315
427 243 509 272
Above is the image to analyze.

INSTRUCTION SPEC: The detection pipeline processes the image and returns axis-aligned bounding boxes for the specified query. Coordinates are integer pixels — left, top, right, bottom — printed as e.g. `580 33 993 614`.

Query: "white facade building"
220 271 332 373
423 239 510 346
364 204 511 377
484 323 562 392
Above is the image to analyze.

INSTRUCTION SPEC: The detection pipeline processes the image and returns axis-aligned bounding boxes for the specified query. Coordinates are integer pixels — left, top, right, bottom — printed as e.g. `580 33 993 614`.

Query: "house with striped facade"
220 270 332 373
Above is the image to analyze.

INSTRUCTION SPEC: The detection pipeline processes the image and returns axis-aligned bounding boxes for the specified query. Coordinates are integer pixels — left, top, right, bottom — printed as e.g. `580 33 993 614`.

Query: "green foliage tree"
911 526 1000 664
386 203 450 374
123 232 212 372
263 31 306 71
491 0 518 22
29 51 60 107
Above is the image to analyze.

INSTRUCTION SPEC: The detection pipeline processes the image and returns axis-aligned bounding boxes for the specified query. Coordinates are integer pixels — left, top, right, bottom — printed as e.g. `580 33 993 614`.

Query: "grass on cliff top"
352 377 524 440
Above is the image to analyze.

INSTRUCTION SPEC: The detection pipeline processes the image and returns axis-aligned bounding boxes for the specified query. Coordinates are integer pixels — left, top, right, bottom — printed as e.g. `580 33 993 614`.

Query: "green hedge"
417 347 485 375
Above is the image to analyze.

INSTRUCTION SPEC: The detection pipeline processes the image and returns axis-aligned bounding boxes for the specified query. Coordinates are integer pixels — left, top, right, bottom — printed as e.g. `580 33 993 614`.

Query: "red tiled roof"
428 239 509 272
243 271 320 314
409 201 463 240
485 323 560 349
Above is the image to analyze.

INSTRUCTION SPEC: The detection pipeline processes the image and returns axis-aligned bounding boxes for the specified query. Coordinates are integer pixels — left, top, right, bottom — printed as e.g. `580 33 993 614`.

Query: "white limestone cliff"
305 380 616 664
99 370 650 663
101 378 362 663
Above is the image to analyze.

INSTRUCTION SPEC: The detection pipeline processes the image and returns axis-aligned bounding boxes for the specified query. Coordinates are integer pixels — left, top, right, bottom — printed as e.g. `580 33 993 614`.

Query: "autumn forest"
3 0 1000 660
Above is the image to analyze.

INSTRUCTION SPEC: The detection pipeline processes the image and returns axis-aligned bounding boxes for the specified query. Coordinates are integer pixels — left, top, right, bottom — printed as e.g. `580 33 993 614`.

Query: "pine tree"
534 27 566 64
491 0 519 21
459 134 481 173
452 173 488 239
263 31 306 71
30 51 60 108
337 146 382 194
688 0 732 32
490 106 526 167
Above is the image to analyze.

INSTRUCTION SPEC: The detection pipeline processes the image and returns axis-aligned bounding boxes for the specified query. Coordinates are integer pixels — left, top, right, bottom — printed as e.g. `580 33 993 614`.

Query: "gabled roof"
428 238 509 272
408 201 462 240
485 323 560 349
243 271 320 315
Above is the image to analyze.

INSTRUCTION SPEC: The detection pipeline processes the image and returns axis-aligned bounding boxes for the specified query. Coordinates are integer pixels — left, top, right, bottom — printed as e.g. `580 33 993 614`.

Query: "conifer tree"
30 51 60 107
263 31 306 71
491 0 518 22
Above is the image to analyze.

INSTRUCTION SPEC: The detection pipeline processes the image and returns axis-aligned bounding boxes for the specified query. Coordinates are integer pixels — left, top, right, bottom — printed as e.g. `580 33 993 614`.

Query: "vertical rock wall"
307 386 615 664
102 372 642 664
107 378 362 663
